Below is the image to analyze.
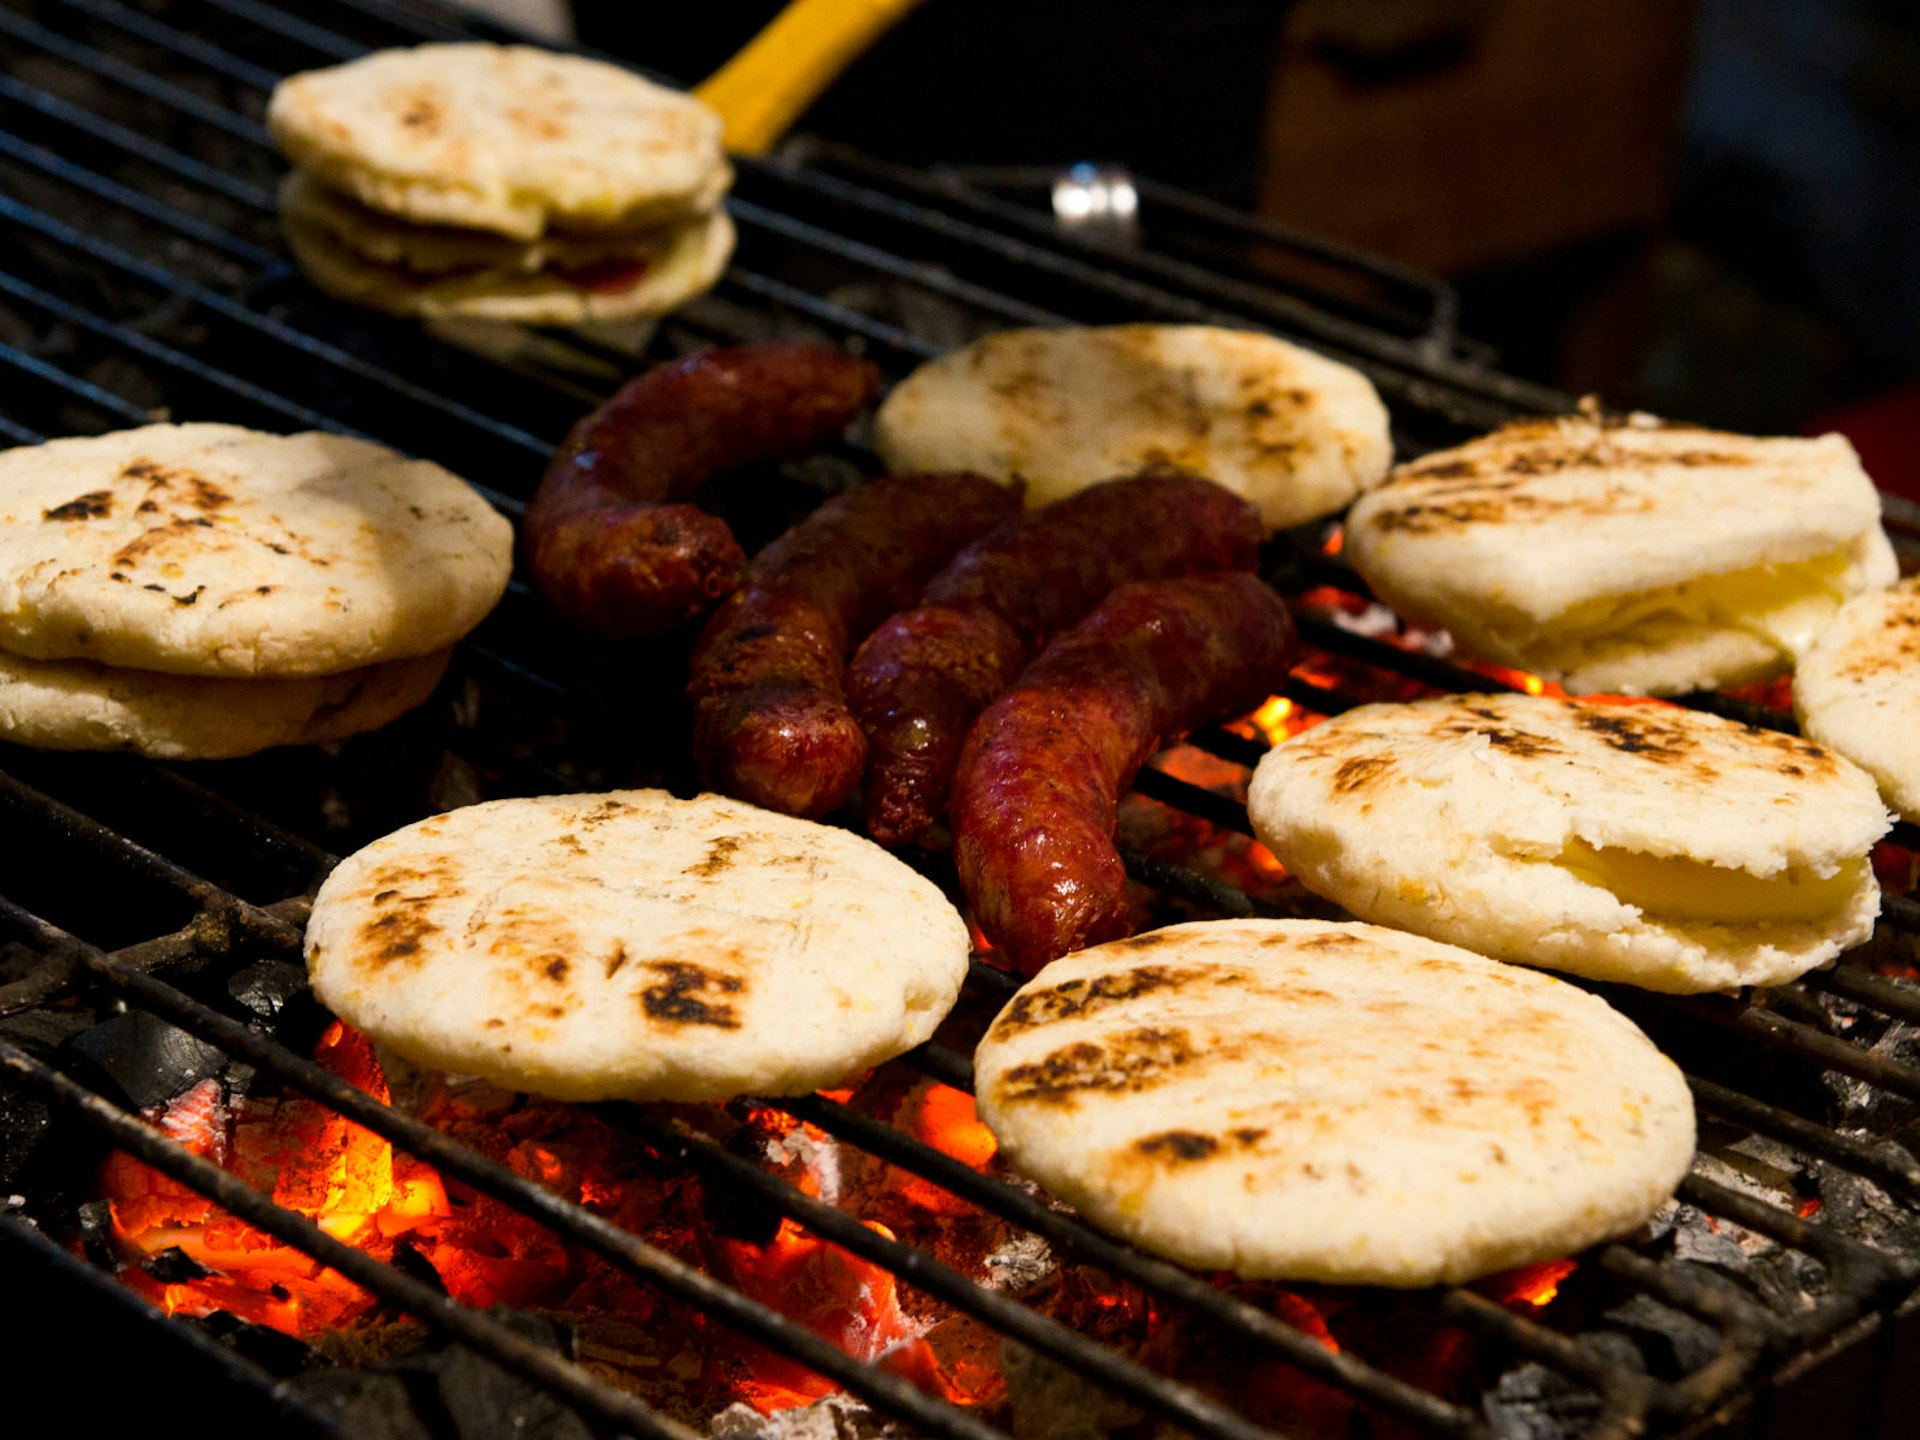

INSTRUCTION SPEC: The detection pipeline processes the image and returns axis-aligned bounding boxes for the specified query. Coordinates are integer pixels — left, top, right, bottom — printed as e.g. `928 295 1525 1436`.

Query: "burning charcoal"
77 1198 115 1269
190 1309 322 1376
228 958 316 1022
390 1237 450 1296
1598 1294 1722 1378
1812 1159 1920 1255
63 1011 226 1109
141 1244 213 1283
1484 1361 1604 1440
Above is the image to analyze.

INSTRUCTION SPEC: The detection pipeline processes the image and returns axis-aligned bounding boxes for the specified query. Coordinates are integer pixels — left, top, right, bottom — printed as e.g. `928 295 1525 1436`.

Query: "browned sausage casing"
952 572 1297 975
689 472 1023 819
850 474 1265 846
524 344 880 638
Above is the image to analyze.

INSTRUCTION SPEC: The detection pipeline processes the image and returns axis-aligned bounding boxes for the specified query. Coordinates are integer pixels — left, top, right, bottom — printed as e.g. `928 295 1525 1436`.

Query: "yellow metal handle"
695 0 928 156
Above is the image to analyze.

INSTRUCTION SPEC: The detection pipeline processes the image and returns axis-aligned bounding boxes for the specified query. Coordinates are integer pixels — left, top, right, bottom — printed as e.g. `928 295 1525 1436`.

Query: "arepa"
1245 693 1890 993
1794 573 1920 822
0 424 513 678
267 45 728 239
872 325 1392 528
304 791 971 1102
280 176 736 324
1344 409 1898 696
973 919 1695 1286
0 646 450 759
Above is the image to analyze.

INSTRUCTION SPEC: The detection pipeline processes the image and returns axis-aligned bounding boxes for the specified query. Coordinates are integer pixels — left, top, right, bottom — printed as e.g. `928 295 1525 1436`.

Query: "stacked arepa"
0 424 513 758
268 44 735 323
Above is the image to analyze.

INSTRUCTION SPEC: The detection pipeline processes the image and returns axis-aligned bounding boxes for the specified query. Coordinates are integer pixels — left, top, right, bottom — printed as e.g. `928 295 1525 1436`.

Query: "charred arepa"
1345 408 1898 696
304 791 971 1102
872 325 1392 528
1246 694 1890 993
973 919 1695 1286
0 424 510 755
268 45 733 323
1795 574 1920 823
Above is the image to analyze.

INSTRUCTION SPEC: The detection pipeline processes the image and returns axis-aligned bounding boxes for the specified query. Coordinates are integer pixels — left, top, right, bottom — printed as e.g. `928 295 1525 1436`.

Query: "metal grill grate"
4 3 1920 1438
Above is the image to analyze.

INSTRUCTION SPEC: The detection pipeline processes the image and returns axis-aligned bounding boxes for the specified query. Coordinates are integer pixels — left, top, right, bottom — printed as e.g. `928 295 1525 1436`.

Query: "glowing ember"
1488 1257 1578 1309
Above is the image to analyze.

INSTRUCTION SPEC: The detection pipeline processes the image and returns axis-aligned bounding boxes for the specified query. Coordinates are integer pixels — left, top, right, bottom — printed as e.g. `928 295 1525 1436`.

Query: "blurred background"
480 0 1920 496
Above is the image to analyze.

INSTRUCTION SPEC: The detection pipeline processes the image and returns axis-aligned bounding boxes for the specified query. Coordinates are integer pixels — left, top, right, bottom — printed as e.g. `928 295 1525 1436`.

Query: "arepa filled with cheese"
1344 408 1898 696
1246 693 1891 993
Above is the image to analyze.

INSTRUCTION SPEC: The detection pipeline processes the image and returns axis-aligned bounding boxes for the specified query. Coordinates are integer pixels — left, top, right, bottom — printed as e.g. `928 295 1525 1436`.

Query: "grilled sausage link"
952 572 1297 974
850 474 1265 846
689 472 1023 818
524 344 880 638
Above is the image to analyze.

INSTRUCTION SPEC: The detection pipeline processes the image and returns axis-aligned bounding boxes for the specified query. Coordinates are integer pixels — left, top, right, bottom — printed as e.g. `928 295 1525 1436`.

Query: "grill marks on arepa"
872 324 1392 528
973 921 1696 1286
1795 574 1920 822
1247 693 1891 993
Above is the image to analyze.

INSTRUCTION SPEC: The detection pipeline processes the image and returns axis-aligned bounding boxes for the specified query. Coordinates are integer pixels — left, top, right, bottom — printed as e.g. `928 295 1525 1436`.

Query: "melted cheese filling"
1542 547 1856 658
1555 840 1864 924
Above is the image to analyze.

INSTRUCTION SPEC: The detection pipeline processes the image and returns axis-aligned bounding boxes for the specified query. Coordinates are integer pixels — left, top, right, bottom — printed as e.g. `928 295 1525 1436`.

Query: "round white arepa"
872 324 1392 529
1344 410 1899 696
973 918 1696 1286
1795 573 1920 823
267 45 728 240
280 175 735 324
1246 693 1891 993
305 791 971 1102
0 646 449 759
0 424 512 678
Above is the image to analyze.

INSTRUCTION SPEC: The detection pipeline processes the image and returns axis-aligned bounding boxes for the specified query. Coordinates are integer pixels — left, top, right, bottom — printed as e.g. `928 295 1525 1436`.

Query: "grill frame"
4 3 1920 1438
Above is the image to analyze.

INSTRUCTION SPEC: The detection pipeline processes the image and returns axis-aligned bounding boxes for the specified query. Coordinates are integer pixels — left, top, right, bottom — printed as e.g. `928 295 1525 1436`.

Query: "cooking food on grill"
689 471 1021 819
524 344 881 639
0 647 450 759
0 423 509 756
304 790 971 1102
1344 408 1900 696
0 424 512 676
1793 573 1920 823
268 44 733 322
973 918 1696 1286
1247 693 1891 993
871 324 1393 527
850 473 1267 846
952 572 1298 974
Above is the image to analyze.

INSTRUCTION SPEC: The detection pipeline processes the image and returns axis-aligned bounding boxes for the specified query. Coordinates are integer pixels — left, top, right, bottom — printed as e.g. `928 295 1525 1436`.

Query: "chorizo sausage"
689 472 1022 818
951 572 1297 974
524 344 880 638
850 473 1265 845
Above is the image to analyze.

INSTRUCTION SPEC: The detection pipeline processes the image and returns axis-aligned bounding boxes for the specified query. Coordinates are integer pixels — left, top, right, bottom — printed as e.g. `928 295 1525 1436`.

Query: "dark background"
570 0 1920 495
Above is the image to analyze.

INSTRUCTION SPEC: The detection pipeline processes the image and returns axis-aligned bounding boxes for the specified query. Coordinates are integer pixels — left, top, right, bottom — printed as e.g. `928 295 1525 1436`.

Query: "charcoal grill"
6 3 1920 1438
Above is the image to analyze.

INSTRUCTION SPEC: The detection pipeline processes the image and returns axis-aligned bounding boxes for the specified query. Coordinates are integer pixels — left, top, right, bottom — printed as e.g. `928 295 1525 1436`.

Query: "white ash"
763 1122 843 1206
982 1231 1055 1294
707 1391 904 1440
